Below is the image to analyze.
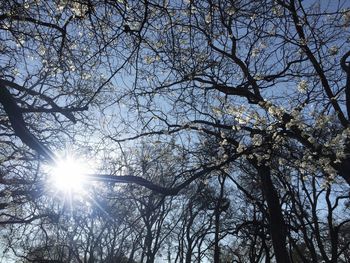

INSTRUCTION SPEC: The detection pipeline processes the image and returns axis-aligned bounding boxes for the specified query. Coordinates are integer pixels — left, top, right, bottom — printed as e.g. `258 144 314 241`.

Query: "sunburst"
49 155 88 193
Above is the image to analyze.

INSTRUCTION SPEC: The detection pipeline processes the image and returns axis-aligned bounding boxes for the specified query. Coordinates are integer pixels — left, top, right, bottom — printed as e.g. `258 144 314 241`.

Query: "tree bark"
213 176 226 263
257 164 291 263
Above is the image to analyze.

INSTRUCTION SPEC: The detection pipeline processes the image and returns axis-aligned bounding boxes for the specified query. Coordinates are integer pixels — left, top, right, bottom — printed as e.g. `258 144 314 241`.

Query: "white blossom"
236 143 246 153
205 13 211 24
329 45 339 55
252 134 263 146
297 80 308 93
227 7 236 15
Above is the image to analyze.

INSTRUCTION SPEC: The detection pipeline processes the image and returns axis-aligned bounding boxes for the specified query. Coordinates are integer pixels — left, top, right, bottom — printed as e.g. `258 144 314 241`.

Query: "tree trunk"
213 176 226 263
257 164 291 263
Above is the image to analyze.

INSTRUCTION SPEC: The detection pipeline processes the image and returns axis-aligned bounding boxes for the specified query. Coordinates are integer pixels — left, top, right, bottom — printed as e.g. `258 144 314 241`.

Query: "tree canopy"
0 0 350 262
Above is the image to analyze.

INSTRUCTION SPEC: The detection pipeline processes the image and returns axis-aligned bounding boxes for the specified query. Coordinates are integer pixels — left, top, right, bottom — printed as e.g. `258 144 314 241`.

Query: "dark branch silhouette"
0 80 226 195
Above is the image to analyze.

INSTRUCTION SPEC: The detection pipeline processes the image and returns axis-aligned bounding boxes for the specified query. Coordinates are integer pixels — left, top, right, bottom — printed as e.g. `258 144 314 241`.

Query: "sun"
49 156 89 193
